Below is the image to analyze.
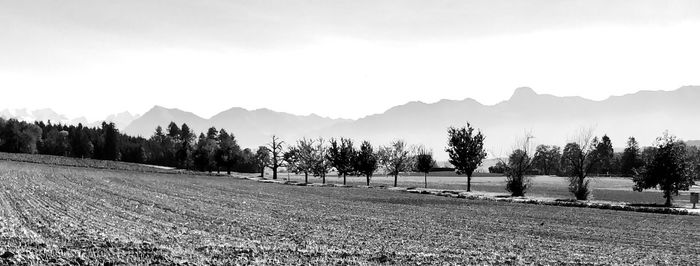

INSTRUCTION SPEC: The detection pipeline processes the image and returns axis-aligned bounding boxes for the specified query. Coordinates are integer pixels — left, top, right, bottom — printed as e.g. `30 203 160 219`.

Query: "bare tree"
561 128 599 200
311 138 332 184
503 134 535 197
267 135 285 180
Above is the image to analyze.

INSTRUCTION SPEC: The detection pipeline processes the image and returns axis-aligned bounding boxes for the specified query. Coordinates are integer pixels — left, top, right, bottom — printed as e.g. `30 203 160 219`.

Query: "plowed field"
0 160 698 265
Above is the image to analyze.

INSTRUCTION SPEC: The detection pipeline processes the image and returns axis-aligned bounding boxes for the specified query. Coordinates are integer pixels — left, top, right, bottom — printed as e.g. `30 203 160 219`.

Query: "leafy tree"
445 123 486 192
255 146 271 178
561 129 599 200
234 148 259 173
41 128 70 156
327 137 356 185
70 124 93 158
267 135 285 180
215 129 240 174
633 133 695 206
166 122 181 141
287 138 316 183
488 161 507 174
204 127 219 172
101 122 119 160
595 135 614 175
532 145 561 175
176 123 194 169
355 140 379 186
687 146 700 181
193 133 211 171
283 147 301 177
379 140 413 187
620 137 643 177
414 147 435 188
18 123 42 154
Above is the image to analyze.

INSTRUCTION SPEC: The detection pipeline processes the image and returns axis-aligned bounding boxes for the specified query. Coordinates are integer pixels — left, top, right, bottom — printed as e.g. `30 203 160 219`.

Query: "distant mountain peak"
510 87 538 100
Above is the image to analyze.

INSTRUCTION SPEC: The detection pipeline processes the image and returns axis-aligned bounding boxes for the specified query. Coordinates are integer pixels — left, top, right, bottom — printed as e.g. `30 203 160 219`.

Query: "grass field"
1 159 699 264
278 171 696 207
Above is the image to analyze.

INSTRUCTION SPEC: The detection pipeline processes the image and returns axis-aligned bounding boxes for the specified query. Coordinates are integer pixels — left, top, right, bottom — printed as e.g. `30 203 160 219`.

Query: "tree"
215 129 240 174
501 134 535 196
355 141 379 186
166 122 181 141
176 123 194 169
595 135 614 175
283 147 301 179
379 140 413 187
561 129 599 200
234 148 259 173
288 138 316 183
41 128 70 156
267 135 285 180
620 137 643 177
204 127 219 172
488 161 507 174
310 138 332 183
532 145 561 175
445 123 487 192
101 122 119 160
193 133 211 171
327 137 356 185
255 146 271 178
633 132 695 206
687 146 700 181
70 123 93 158
414 147 435 188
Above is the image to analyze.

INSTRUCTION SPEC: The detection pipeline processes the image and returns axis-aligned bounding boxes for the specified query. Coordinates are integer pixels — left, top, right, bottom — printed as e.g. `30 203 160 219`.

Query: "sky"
2 0 700 121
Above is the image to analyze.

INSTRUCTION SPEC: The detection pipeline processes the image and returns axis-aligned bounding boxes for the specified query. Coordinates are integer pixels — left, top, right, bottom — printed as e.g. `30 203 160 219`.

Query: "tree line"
1 117 697 206
0 118 259 173
491 129 700 206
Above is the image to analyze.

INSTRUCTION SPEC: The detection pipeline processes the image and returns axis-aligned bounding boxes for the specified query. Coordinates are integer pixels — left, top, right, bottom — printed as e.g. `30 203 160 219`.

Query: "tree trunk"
394 173 398 187
665 191 672 207
322 174 326 184
260 167 264 178
467 174 471 192
305 172 308 184
424 172 428 188
272 166 277 180
343 173 346 185
366 175 370 186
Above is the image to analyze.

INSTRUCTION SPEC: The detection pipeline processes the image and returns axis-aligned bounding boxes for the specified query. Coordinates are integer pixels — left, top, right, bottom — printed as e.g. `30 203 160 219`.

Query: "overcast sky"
2 0 700 121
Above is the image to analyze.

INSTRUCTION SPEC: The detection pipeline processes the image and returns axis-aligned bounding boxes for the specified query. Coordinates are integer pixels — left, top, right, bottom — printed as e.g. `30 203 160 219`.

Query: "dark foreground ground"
0 160 698 265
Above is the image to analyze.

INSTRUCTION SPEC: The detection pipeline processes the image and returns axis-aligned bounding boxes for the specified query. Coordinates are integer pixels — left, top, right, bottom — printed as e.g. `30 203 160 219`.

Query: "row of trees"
258 137 437 188
494 129 699 206
490 134 691 179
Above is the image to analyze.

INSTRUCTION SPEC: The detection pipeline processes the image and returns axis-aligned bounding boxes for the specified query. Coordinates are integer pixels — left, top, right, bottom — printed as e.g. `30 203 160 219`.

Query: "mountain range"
0 109 140 131
3 86 699 160
123 86 700 160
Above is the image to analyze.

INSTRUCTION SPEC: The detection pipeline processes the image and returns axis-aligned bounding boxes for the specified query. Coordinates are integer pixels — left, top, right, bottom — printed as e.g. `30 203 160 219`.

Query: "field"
278 171 696 207
1 159 699 264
